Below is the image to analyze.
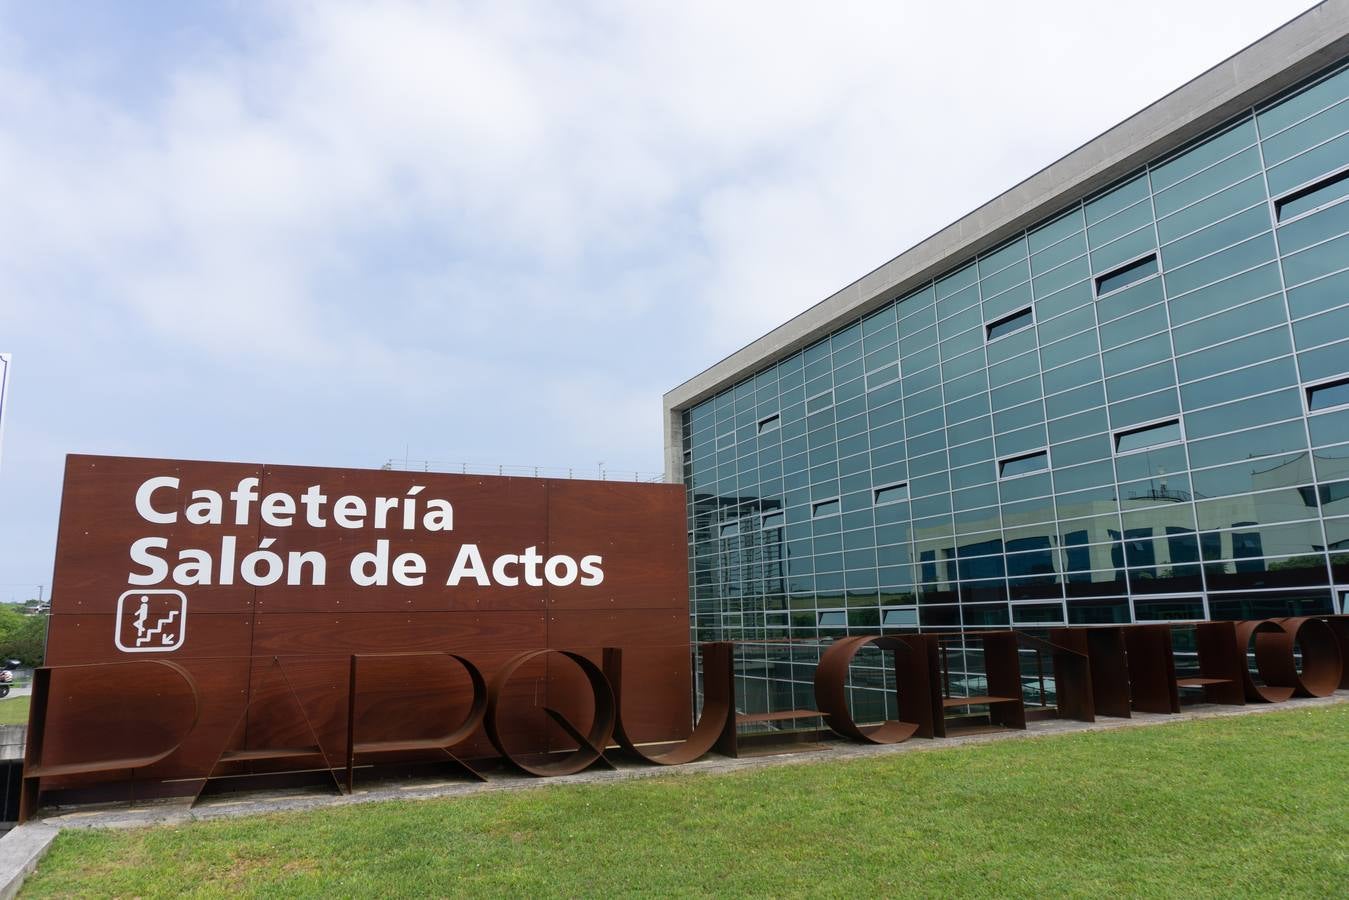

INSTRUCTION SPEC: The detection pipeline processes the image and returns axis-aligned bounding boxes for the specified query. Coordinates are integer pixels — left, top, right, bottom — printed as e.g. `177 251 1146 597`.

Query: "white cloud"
0 0 1323 587
0 1 1320 366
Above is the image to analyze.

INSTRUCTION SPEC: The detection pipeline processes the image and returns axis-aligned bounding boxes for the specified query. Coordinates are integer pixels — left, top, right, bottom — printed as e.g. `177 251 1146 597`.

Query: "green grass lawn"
23 704 1349 898
0 695 29 725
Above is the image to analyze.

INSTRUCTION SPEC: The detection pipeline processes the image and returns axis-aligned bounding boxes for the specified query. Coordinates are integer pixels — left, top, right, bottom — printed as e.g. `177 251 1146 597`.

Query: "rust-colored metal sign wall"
42 454 690 798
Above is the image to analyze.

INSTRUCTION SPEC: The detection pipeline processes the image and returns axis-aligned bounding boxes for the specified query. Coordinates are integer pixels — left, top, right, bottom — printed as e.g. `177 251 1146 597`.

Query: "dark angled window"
999 450 1048 478
812 498 840 518
985 307 1034 341
874 482 909 505
719 521 739 538
1275 167 1349 221
1307 377 1349 412
1095 253 1158 296
817 610 847 627
757 414 780 434
881 608 918 626
761 511 784 529
1115 419 1181 453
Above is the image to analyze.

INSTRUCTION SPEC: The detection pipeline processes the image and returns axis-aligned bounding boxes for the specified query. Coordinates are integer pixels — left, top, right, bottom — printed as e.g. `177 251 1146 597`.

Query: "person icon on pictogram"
133 595 150 644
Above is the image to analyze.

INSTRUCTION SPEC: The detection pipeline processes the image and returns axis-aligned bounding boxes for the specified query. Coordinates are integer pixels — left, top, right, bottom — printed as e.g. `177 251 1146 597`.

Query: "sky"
0 0 1321 599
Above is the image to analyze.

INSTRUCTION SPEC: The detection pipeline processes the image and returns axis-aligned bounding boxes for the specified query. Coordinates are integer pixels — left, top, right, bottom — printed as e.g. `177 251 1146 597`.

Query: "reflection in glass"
678 65 1349 718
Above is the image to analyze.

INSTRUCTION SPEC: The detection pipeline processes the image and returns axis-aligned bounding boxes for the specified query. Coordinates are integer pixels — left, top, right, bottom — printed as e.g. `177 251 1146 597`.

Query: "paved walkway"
32 690 1349 832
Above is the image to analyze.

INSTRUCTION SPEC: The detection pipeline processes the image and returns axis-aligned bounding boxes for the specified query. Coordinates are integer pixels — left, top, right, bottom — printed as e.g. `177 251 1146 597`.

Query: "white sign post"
0 353 10 472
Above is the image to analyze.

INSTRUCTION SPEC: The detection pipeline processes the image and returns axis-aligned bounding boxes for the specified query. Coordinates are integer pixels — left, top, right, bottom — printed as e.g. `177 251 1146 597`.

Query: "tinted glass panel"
1153 118 1256 192
1258 66 1349 135
1180 357 1297 409
1287 269 1349 320
1086 176 1148 223
1134 597 1205 621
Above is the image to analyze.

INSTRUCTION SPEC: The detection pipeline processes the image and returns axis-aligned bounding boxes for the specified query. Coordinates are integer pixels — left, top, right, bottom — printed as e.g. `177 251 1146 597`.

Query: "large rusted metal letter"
345 651 488 790
1233 620 1296 703
602 643 731 765
814 636 922 743
195 655 345 805
1012 632 1095 722
1319 614 1349 689
485 649 616 776
21 660 201 823
1257 617 1343 698
1122 624 1181 713
1051 626 1133 718
1179 621 1247 705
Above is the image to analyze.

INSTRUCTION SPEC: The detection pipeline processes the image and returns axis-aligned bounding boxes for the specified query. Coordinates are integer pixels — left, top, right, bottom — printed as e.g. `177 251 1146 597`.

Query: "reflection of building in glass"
665 10 1349 717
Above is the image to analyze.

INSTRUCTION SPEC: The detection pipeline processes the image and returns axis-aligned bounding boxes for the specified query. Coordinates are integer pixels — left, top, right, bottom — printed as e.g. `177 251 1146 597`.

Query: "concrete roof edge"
664 0 1349 415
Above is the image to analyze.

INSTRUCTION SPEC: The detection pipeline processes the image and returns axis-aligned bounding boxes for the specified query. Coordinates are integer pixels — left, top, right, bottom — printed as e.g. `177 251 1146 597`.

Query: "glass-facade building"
671 51 1349 717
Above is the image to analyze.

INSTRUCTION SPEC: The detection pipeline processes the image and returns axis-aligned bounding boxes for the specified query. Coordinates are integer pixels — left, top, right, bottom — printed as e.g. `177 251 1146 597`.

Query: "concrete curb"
0 824 59 900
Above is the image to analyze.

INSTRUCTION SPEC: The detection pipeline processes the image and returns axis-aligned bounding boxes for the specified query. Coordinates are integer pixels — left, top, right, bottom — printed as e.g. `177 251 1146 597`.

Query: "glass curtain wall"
682 61 1349 717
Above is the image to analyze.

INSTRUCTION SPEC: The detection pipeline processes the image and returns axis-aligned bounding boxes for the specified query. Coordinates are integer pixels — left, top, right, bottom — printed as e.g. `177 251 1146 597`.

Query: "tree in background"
0 604 47 666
